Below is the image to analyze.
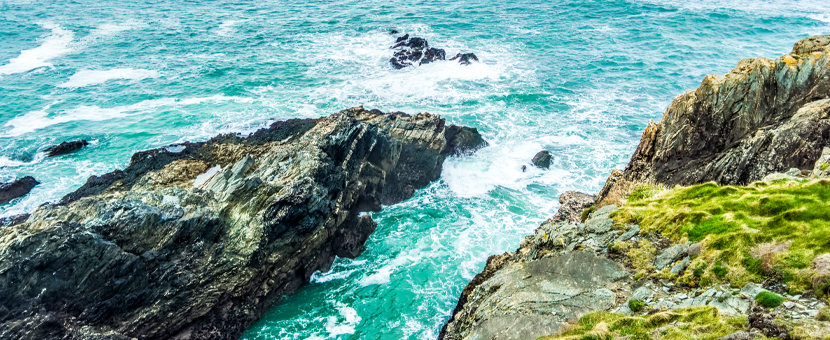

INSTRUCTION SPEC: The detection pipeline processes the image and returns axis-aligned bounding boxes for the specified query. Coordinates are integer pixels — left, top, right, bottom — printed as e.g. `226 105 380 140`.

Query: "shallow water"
1 0 828 339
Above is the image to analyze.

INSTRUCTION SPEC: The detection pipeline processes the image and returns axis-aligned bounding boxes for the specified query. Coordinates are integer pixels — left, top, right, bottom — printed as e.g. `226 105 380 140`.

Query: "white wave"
2 95 253 137
0 23 73 77
359 253 419 286
0 153 46 168
324 303 361 337
58 68 159 88
215 20 241 37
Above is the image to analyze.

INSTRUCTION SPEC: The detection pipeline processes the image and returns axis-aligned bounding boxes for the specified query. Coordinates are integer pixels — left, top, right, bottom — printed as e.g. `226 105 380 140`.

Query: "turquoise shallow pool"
1 0 828 339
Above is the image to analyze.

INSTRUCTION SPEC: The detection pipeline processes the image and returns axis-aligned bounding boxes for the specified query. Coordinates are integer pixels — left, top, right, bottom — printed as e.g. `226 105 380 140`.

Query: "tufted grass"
536 306 756 340
613 179 830 293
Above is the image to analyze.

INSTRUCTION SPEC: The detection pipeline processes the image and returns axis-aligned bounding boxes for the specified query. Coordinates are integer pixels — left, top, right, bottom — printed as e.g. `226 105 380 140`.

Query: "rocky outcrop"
0 176 39 205
390 35 477 69
620 35 830 188
531 150 552 169
0 107 485 340
442 35 830 340
45 140 89 157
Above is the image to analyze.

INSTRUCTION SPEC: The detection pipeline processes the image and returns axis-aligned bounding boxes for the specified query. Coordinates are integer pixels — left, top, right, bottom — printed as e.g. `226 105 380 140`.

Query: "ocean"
1 0 828 339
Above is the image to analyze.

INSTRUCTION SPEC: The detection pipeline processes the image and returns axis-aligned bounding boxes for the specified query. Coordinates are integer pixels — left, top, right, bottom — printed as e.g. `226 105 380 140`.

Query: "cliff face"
441 35 830 340
625 35 830 187
0 107 485 340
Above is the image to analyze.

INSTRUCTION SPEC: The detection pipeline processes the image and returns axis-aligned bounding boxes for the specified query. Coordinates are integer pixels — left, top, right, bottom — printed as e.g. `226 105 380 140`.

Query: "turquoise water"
1 0 828 339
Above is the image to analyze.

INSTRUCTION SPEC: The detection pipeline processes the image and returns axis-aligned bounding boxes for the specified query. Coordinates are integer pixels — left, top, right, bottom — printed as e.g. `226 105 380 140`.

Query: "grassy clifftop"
613 178 830 296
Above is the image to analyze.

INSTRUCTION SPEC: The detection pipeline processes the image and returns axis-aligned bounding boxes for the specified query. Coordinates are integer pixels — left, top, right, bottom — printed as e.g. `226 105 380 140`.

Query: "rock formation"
390 35 477 69
45 140 89 157
620 35 830 188
442 35 830 340
0 176 39 204
0 107 485 340
531 150 552 169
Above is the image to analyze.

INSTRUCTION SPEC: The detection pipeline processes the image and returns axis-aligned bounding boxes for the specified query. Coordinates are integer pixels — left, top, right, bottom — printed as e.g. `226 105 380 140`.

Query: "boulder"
450 53 479 65
0 176 39 204
390 36 447 69
0 107 486 340
44 140 88 157
655 244 688 270
531 150 551 169
812 146 830 178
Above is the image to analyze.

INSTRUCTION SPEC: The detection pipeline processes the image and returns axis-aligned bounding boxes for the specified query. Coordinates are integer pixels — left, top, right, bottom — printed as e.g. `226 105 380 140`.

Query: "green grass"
755 291 784 308
614 179 830 293
536 306 752 340
628 299 644 312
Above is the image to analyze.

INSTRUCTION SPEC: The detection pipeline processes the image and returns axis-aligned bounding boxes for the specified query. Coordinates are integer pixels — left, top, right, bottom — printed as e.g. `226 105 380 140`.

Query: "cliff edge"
441 35 830 340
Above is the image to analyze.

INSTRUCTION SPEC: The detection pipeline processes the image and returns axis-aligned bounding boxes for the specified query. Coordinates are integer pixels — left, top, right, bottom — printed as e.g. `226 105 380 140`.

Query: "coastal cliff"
0 107 485 340
441 35 830 340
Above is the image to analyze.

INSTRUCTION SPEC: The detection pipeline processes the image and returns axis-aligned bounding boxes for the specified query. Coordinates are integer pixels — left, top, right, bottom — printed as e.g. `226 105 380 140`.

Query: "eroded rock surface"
45 140 89 157
0 107 485 340
622 35 830 187
390 35 477 69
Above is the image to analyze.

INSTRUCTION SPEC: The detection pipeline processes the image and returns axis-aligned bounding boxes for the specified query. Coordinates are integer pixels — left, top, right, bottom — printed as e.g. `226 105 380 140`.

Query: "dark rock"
748 306 791 339
0 176 39 204
450 53 479 65
521 165 527 172
44 140 88 157
390 29 399 35
0 107 486 340
390 36 452 69
531 150 551 169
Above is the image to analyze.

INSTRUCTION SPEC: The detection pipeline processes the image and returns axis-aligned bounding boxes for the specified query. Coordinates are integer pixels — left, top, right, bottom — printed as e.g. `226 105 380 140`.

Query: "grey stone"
784 301 795 309
812 146 830 178
441 251 627 340
590 204 617 218
670 256 690 275
715 331 760 340
531 150 552 169
631 286 653 302
655 244 688 269
740 283 768 299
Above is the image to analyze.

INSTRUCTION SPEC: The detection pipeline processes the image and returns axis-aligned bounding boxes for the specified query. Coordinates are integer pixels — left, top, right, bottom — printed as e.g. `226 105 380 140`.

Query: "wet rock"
390 36 446 69
0 107 486 340
618 35 830 188
450 53 479 65
44 140 89 157
531 150 551 169
390 29 399 35
0 176 39 204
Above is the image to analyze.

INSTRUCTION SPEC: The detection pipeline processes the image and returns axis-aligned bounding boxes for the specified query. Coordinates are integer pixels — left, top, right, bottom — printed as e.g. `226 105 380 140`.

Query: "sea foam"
58 69 159 88
0 23 73 77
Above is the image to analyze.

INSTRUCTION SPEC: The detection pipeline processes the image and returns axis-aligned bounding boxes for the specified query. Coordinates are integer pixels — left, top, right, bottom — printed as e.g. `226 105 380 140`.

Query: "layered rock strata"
0 107 485 340
620 35 830 188
442 35 830 340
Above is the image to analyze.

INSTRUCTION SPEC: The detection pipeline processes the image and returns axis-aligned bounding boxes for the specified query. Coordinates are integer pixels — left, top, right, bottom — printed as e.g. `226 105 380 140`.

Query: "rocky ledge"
0 107 485 340
441 35 830 340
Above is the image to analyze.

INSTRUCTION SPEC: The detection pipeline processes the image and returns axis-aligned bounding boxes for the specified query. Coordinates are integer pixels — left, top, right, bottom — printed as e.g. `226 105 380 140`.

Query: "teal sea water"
1 0 829 339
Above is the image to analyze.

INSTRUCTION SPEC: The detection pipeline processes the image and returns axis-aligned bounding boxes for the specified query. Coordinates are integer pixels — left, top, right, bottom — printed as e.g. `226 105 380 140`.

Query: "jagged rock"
450 53 479 65
390 36 446 69
439 251 627 340
531 150 551 169
44 140 89 157
0 107 485 340
0 176 39 204
619 35 830 188
547 191 595 224
390 29 399 35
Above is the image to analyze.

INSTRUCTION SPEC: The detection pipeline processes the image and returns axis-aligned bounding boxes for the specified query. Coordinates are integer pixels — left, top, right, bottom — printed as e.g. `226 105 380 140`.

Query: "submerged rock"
0 107 485 340
450 53 479 65
44 140 89 157
531 150 551 169
619 35 830 188
0 176 39 204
